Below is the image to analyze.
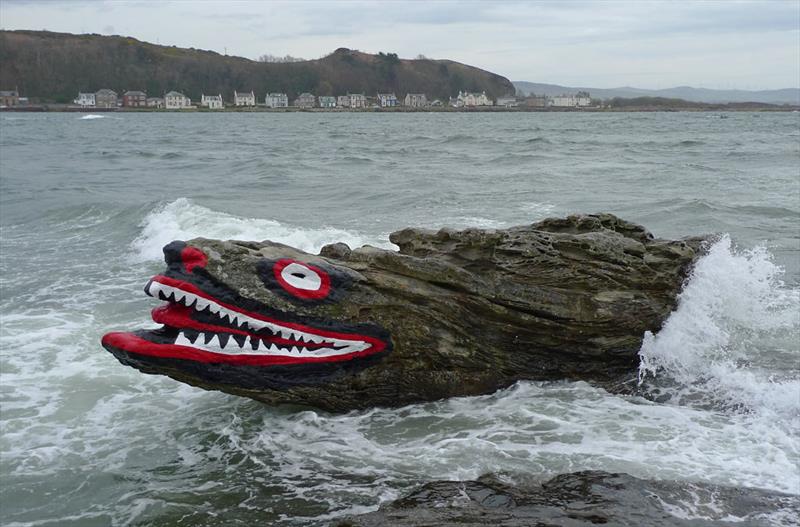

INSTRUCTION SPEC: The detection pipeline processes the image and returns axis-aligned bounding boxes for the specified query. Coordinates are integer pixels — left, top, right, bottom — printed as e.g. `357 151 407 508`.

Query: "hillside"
514 81 800 105
0 30 515 102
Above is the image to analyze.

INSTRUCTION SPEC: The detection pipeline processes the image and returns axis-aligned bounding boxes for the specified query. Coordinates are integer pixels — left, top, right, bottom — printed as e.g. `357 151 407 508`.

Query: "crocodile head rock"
102 213 706 412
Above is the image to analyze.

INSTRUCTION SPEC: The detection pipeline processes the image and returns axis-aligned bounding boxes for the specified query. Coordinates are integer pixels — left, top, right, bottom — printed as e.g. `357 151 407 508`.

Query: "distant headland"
0 30 797 112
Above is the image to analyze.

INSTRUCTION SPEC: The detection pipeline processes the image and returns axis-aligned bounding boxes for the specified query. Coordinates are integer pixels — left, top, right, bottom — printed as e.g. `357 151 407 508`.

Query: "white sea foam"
129 198 392 262
639 235 800 420
79 114 105 120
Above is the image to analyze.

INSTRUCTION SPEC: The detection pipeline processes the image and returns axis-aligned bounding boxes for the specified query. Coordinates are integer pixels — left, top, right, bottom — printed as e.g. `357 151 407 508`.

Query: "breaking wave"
639 235 800 421
129 198 392 262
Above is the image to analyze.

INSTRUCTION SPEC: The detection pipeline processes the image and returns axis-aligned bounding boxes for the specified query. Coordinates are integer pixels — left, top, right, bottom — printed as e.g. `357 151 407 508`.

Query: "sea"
1 111 798 526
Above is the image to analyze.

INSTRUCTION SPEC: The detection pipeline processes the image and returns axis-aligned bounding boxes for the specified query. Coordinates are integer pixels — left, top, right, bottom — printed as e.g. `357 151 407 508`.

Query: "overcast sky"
1 0 798 90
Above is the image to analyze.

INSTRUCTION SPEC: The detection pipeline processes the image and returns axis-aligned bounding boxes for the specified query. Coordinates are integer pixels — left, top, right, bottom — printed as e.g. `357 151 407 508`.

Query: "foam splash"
130 198 392 262
79 114 105 120
639 235 800 419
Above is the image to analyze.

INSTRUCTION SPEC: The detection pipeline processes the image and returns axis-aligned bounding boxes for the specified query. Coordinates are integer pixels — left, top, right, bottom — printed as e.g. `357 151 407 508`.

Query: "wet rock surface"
336 471 797 527
109 213 708 411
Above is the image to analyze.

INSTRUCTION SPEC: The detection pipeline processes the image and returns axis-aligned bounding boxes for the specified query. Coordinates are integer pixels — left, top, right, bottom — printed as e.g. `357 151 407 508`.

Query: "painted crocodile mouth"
102 275 388 367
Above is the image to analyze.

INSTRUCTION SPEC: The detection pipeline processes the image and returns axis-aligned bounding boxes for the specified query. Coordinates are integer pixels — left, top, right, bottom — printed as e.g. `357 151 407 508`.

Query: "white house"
456 91 493 107
234 90 256 106
201 94 224 109
337 95 351 108
404 93 428 108
549 93 592 107
377 93 398 107
265 93 288 108
318 96 336 108
74 92 96 107
165 91 191 109
349 93 367 108
496 96 518 107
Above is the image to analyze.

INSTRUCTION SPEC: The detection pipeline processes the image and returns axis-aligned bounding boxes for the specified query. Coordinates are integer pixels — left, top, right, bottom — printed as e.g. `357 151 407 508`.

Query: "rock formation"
335 471 795 527
103 213 706 412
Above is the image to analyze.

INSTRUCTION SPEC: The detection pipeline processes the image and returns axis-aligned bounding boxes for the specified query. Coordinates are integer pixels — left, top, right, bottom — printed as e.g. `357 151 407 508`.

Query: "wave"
79 114 105 120
129 198 391 262
638 235 800 420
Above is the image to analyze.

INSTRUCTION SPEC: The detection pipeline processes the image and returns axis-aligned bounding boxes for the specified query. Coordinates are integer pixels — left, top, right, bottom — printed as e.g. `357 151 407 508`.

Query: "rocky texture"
104 214 706 412
336 471 797 527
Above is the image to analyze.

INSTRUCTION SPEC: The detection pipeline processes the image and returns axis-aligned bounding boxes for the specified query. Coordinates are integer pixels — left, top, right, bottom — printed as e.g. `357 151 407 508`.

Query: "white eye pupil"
281 263 321 291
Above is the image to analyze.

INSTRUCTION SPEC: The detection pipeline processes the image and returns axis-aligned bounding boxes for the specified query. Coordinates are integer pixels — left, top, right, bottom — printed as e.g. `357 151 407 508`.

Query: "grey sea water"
1 111 798 526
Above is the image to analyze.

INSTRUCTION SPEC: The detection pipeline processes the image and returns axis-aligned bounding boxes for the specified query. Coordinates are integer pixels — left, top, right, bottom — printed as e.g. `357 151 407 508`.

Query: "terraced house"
234 90 256 106
377 93 398 107
165 91 191 109
201 94 223 109
318 96 336 108
122 91 146 107
95 88 118 108
404 93 428 107
265 93 288 108
294 93 315 108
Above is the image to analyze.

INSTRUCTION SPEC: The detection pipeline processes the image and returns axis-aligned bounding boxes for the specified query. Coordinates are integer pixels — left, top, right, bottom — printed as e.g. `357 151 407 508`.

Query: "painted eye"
273 259 331 300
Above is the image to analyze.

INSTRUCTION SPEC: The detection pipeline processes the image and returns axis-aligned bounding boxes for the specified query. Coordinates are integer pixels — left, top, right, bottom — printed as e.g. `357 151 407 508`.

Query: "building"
95 89 118 108
201 94 224 109
403 93 428 108
146 97 164 108
337 95 351 108
496 96 518 107
0 90 20 107
549 93 592 107
455 91 493 107
524 96 547 108
122 90 147 107
74 92 96 107
265 93 288 108
377 93 398 107
165 91 191 109
234 90 256 106
349 93 367 108
318 96 336 108
294 93 315 108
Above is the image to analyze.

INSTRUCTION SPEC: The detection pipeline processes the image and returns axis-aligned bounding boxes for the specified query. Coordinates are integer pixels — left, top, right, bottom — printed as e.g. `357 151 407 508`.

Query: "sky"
1 0 798 90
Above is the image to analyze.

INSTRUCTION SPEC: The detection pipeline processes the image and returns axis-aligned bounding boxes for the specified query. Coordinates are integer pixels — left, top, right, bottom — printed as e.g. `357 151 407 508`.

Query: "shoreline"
2 105 798 113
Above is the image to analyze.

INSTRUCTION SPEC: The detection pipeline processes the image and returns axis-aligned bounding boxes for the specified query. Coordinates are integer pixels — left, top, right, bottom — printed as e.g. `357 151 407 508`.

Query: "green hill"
0 30 515 103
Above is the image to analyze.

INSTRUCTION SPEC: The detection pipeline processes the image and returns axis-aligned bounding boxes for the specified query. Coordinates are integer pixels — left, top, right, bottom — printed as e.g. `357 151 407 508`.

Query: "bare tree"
258 54 305 63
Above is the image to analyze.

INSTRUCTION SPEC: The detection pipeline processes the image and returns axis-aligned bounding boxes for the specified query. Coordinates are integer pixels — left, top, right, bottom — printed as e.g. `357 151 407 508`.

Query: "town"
0 88 594 110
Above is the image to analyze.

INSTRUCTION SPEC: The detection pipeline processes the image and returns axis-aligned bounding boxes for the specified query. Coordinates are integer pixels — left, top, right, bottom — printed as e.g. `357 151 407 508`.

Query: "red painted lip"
102 275 387 366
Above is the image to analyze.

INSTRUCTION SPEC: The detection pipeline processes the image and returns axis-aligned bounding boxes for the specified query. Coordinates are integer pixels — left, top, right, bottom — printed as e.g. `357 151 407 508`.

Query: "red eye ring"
273 259 331 300
181 246 208 272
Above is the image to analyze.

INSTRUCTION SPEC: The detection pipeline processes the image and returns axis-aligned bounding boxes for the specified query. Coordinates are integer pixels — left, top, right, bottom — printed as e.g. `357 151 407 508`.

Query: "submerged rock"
336 471 797 527
103 213 706 411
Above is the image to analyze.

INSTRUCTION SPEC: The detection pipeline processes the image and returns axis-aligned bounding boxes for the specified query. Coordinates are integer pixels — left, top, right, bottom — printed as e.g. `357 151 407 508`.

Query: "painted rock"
103 213 706 412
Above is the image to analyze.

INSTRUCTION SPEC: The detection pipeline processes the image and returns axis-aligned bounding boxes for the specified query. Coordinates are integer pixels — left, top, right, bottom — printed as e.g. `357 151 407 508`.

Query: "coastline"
2 104 798 113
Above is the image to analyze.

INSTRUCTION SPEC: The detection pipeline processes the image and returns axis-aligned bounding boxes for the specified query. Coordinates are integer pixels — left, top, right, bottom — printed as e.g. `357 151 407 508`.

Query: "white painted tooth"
246 318 264 330
206 334 220 349
195 298 209 310
280 329 292 340
230 315 239 326
268 343 281 354
291 346 300 354
308 335 324 344
175 291 185 303
220 313 229 323
209 304 220 314
175 333 192 346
